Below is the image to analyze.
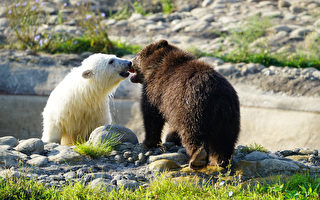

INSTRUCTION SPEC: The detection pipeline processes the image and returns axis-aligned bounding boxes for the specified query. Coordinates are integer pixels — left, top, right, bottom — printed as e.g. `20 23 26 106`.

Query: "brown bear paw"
189 148 208 170
143 140 161 148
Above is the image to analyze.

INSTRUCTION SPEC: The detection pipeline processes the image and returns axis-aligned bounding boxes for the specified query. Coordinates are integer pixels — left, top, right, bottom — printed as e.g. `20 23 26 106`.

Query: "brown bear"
130 40 240 169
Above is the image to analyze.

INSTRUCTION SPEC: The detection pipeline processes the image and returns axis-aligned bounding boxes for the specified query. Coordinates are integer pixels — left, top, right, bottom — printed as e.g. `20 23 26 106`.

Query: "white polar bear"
42 53 132 146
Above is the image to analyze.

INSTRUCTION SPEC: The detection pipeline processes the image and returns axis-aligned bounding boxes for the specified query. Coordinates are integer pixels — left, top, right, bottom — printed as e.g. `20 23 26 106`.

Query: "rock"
286 155 310 162
27 155 48 167
215 64 237 76
148 159 181 171
299 149 318 156
0 18 8 28
202 0 213 7
289 5 303 14
0 150 21 167
0 169 20 179
233 160 258 179
116 179 140 189
278 0 290 8
280 150 294 157
0 136 18 147
148 152 188 164
290 28 312 38
89 178 114 190
270 25 293 33
48 148 84 164
0 145 11 151
199 56 224 65
64 171 77 180
258 159 300 175
244 151 269 161
15 138 44 155
88 125 138 145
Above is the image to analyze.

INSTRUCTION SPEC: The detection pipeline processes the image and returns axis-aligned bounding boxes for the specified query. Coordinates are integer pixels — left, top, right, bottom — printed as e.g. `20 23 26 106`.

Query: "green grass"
3 1 320 69
0 173 319 199
74 134 120 158
161 0 174 14
240 143 268 154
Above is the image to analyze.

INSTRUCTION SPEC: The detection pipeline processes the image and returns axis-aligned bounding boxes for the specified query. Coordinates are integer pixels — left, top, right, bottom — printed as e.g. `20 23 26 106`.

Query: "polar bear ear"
82 69 94 79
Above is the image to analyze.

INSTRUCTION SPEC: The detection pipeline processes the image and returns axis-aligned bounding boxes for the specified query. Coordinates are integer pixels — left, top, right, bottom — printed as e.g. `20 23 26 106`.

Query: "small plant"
74 134 120 158
240 143 268 154
133 1 147 16
6 0 50 51
161 0 174 14
6 0 114 54
109 5 131 20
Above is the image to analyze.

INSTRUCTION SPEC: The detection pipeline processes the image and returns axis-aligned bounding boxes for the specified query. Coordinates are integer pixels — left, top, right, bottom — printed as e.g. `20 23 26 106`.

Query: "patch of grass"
0 173 319 199
109 5 131 20
240 143 268 154
133 1 147 16
208 15 320 69
74 134 120 158
161 0 174 14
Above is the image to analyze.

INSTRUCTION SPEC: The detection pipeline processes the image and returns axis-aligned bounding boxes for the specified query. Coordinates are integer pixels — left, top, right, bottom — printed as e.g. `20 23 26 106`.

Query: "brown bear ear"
156 40 168 49
82 69 94 79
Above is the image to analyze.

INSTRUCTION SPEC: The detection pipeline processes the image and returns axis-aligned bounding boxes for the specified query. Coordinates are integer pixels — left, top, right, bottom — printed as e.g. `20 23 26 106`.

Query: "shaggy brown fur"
130 40 240 169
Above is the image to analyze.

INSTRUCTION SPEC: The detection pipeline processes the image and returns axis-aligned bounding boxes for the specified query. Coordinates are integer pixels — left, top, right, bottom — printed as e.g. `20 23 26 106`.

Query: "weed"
161 0 174 14
240 143 268 154
74 133 120 158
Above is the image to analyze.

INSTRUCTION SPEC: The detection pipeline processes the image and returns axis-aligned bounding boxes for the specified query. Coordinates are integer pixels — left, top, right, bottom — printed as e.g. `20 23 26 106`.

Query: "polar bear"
42 53 132 146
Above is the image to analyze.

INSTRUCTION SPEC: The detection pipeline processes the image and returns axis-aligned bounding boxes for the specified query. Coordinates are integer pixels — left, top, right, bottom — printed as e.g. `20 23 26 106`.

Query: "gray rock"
88 124 138 145
15 138 44 155
199 56 224 65
245 151 269 161
148 152 188 164
258 159 300 175
0 145 11 151
0 136 18 147
48 148 84 163
0 169 20 179
84 172 112 180
0 18 8 28
215 64 237 75
89 178 114 190
64 171 77 179
117 179 140 189
270 25 293 33
27 155 49 167
0 150 21 167
290 28 312 38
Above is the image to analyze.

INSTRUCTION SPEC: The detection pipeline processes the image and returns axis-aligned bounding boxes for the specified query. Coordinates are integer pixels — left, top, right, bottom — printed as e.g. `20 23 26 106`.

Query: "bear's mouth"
128 67 137 81
119 71 130 78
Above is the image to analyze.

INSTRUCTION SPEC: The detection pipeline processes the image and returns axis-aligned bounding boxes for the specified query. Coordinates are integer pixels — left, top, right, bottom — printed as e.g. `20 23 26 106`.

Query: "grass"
3 1 320 69
74 134 120 158
240 143 268 154
0 173 319 199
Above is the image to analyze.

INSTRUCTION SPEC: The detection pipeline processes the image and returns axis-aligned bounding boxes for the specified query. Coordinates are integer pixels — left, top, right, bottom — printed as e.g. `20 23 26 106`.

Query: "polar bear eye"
109 59 114 65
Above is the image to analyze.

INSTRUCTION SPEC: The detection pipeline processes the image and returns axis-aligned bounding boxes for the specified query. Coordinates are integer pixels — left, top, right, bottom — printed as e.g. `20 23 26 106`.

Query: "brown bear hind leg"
165 130 182 146
208 147 233 168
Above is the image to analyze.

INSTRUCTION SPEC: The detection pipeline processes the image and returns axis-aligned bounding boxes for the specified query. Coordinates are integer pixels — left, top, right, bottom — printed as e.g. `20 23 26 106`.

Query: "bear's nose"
128 61 132 68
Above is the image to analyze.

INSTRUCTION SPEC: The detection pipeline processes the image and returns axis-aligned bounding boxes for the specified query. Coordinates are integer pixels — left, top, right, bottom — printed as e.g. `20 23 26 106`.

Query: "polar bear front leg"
42 121 62 144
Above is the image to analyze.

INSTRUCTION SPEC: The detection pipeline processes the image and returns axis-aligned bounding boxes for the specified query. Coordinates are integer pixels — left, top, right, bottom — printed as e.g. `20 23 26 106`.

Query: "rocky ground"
1 127 319 189
0 0 319 190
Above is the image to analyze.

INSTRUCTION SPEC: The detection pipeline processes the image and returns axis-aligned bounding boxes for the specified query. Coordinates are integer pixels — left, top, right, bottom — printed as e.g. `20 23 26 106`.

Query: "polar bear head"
80 53 132 89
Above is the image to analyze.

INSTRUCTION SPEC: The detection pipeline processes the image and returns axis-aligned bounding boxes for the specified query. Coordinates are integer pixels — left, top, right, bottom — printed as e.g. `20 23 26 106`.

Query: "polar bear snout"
119 60 132 78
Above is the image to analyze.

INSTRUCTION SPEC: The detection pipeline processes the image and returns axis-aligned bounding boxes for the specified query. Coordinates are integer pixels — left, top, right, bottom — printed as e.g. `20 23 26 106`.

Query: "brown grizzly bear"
130 40 240 169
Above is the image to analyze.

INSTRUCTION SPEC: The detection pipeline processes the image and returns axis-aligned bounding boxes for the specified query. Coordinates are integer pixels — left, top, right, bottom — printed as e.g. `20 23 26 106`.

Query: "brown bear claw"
189 147 208 170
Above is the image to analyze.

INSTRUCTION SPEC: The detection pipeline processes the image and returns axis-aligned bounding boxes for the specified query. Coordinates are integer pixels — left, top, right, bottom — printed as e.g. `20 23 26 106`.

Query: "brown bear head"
130 40 177 84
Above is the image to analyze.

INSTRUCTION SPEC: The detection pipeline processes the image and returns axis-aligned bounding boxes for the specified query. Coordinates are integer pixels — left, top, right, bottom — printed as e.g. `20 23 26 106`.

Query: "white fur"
42 53 131 145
